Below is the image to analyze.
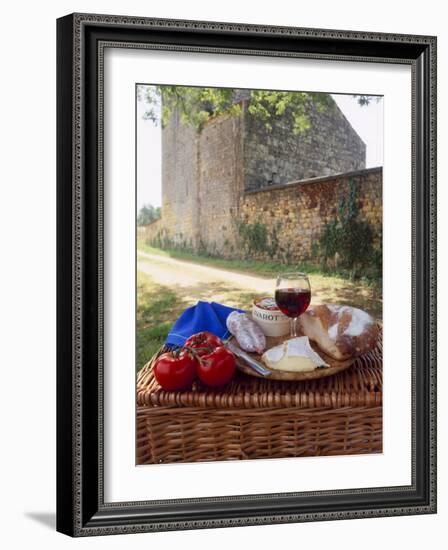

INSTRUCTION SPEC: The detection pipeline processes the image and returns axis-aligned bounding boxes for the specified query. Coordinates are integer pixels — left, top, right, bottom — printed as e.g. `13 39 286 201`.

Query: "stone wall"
137 219 164 244
140 167 382 266
239 167 382 263
196 113 244 255
159 109 200 248
143 97 379 264
243 96 366 191
143 111 244 255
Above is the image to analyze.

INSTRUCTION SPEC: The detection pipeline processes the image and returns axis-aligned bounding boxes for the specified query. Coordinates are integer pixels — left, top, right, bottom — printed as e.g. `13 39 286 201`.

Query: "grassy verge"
136 271 184 372
136 243 383 367
137 240 380 287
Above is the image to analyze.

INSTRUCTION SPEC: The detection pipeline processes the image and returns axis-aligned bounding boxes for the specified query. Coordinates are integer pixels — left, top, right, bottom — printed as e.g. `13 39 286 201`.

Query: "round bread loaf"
298 304 379 360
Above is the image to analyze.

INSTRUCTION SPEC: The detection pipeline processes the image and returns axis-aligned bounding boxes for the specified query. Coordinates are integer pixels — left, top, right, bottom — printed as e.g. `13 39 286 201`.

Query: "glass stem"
291 317 297 338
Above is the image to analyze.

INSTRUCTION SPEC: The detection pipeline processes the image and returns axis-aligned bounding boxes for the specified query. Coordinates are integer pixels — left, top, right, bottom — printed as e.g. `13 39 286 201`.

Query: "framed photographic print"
56 13 437 536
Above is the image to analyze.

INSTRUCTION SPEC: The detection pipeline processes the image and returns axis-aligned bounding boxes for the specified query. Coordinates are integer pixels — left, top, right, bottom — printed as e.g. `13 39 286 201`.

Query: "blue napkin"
165 301 244 348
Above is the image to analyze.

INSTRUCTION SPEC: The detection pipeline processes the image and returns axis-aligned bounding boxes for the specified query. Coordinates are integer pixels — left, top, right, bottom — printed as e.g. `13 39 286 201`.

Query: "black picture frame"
56 13 437 537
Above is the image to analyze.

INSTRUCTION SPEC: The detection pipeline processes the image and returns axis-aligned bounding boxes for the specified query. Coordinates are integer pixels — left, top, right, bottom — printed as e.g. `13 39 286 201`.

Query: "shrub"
236 219 283 259
237 220 268 256
319 179 382 281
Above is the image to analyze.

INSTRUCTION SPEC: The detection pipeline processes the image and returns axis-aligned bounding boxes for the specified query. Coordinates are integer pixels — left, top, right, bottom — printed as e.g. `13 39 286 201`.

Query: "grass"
136 271 184 372
137 240 379 284
136 242 383 371
136 271 258 371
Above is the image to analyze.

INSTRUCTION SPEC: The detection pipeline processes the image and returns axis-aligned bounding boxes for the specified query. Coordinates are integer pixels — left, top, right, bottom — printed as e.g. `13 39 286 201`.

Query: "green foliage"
267 222 282 258
148 229 220 259
236 219 282 259
139 84 381 134
136 272 184 371
140 85 333 133
248 90 333 134
137 203 161 226
137 242 382 318
237 220 268 256
352 95 382 107
149 218 282 261
319 180 382 281
138 241 329 279
141 85 242 131
149 228 178 250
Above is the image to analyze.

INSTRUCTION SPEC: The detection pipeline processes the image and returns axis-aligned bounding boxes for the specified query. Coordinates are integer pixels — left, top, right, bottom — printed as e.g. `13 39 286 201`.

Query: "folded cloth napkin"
165 301 244 348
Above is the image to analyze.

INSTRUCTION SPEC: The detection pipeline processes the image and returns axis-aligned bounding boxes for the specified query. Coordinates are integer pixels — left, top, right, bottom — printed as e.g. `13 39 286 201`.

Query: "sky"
136 88 383 211
137 93 162 211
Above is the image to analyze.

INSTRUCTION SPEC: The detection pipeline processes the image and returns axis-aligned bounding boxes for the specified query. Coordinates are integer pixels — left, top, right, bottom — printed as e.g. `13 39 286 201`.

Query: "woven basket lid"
137 329 382 410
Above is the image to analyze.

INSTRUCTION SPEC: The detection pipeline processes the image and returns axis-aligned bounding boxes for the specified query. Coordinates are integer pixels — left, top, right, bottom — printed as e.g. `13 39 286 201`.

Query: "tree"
139 85 380 133
137 204 161 226
318 179 380 280
140 86 333 133
352 95 382 106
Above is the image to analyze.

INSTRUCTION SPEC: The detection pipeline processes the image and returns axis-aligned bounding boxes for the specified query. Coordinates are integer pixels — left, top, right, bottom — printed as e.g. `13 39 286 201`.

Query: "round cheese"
261 337 329 372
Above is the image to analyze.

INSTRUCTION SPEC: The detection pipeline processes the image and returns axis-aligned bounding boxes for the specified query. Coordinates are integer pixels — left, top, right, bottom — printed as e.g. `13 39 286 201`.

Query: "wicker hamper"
136 333 382 464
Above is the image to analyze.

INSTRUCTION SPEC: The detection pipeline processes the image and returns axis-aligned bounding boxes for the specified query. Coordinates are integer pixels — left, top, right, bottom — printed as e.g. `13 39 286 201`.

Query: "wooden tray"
234 333 356 381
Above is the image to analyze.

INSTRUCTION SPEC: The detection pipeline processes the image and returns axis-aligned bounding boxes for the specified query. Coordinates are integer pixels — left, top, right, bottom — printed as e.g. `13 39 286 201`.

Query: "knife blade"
225 340 272 377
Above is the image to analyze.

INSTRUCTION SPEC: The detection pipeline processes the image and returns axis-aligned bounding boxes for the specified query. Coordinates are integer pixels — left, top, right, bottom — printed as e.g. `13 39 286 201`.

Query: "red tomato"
197 346 236 387
153 351 197 391
184 331 223 357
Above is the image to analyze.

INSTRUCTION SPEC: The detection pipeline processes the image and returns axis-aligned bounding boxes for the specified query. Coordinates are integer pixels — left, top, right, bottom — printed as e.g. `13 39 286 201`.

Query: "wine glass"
275 272 311 338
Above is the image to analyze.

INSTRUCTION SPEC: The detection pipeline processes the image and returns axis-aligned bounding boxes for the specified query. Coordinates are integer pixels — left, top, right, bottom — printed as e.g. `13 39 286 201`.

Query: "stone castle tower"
145 92 376 262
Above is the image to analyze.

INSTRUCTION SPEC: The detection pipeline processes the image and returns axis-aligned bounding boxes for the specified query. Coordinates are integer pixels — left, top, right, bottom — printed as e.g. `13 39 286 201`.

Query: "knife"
225 340 272 377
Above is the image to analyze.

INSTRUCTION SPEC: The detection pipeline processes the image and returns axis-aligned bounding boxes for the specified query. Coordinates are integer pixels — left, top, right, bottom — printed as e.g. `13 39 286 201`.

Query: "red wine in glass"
275 288 311 318
275 273 311 338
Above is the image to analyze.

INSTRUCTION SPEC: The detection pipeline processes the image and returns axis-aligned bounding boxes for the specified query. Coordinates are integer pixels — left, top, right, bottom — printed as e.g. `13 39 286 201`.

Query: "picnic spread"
137 294 382 464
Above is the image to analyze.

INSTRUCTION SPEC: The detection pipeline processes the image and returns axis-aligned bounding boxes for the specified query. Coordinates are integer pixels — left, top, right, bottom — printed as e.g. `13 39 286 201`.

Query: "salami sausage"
226 311 266 354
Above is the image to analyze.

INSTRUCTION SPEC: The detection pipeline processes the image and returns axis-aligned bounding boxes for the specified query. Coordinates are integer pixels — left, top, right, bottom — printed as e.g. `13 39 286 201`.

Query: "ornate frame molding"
57 12 437 536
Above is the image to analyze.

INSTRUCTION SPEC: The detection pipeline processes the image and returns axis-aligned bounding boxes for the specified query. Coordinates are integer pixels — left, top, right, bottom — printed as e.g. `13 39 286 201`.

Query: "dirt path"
137 250 382 318
138 251 274 291
137 251 273 309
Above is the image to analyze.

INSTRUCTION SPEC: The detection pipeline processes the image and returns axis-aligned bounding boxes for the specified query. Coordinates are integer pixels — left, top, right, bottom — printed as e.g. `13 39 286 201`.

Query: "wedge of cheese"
261 337 329 372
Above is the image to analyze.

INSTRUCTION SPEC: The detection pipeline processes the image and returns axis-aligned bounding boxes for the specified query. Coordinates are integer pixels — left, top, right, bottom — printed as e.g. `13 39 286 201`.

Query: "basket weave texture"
137 332 382 464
